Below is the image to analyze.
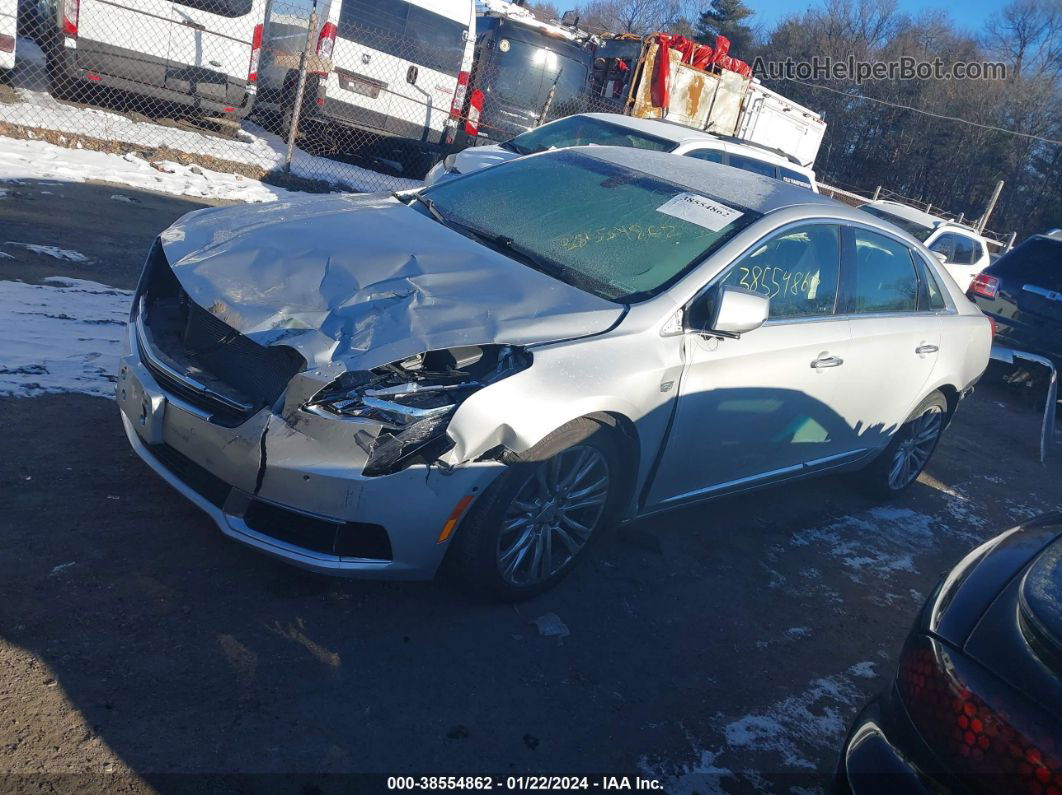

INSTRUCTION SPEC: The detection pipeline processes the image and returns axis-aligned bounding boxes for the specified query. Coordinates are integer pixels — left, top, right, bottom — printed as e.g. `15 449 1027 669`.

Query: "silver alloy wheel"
888 406 944 490
496 445 611 586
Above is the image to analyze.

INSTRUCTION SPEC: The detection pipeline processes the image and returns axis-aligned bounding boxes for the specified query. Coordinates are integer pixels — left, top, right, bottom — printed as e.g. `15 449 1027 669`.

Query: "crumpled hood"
159 193 623 371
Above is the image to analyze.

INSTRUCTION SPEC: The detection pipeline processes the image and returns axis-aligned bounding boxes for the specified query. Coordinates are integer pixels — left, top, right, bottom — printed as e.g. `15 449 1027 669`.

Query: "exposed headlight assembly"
308 345 531 475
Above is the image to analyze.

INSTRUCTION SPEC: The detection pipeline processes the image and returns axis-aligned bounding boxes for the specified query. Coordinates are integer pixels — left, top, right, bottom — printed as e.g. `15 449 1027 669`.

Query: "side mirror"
690 286 769 338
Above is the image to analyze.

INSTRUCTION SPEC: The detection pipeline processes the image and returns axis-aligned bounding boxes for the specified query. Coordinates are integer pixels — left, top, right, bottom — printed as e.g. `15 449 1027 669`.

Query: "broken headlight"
308 345 531 476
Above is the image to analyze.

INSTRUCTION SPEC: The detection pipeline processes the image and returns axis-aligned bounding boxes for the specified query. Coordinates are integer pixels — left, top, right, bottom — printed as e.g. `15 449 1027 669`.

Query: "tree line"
527 0 1061 241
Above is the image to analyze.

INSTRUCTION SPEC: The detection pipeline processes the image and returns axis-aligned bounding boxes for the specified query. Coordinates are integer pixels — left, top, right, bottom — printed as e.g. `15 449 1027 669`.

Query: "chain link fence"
1 0 629 195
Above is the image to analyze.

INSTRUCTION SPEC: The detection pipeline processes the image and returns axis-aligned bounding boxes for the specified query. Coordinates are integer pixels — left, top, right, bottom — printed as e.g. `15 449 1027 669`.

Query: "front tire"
453 418 624 601
859 390 948 498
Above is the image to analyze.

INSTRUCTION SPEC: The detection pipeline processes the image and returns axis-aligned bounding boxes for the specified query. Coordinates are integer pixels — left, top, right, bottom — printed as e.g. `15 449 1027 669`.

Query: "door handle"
915 344 939 355
810 355 844 369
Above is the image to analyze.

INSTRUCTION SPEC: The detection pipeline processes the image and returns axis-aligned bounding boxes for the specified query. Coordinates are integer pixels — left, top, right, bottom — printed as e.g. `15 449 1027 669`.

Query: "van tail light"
464 88 484 137
972 273 1000 299
317 22 337 61
0 34 14 53
62 0 80 38
897 635 1059 793
247 23 263 84
450 71 470 119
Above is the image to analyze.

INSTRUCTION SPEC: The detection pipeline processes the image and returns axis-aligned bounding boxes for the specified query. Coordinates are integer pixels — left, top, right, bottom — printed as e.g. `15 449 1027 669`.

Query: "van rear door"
327 0 470 142
165 0 266 107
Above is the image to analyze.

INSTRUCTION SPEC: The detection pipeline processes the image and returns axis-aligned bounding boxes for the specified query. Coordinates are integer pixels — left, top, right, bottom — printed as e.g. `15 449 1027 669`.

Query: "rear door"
832 226 942 450
165 0 266 105
327 0 469 140
75 0 176 87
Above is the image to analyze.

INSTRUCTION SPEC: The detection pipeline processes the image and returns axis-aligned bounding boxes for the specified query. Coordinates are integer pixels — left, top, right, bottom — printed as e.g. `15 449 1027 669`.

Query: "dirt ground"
1 179 1060 793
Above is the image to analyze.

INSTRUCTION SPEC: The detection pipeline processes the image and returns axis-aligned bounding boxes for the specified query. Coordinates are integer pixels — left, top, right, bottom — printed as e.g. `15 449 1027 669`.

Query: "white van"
0 0 15 73
259 0 475 176
40 0 268 118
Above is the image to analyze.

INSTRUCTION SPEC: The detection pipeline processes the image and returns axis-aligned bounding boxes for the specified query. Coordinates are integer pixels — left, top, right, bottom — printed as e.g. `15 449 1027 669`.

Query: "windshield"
485 37 589 121
504 115 675 156
420 151 760 302
860 205 934 241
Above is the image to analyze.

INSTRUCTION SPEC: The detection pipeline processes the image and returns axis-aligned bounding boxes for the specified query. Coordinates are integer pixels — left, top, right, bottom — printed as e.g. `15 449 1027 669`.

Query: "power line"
779 77 1062 145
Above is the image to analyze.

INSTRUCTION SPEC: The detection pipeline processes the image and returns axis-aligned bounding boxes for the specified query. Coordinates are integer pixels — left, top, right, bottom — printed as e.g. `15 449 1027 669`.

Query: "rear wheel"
859 390 948 498
453 418 623 600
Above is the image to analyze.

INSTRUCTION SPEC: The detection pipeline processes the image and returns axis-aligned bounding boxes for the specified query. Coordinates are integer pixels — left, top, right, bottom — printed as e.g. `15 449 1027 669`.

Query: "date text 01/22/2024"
386 776 664 790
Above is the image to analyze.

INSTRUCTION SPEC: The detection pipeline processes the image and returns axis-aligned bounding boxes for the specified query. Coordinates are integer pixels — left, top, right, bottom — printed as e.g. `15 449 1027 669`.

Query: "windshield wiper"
409 191 449 226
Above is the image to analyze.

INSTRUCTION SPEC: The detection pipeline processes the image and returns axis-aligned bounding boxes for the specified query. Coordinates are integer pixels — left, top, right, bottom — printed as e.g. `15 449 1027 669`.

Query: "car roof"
864 200 987 239
571 146 839 215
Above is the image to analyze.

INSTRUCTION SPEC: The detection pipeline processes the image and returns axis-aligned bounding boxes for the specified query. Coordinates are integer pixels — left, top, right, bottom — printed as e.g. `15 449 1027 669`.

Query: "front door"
645 223 856 509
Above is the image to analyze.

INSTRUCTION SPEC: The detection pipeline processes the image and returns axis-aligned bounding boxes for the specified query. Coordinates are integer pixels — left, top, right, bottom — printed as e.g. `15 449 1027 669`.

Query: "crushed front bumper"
116 327 504 580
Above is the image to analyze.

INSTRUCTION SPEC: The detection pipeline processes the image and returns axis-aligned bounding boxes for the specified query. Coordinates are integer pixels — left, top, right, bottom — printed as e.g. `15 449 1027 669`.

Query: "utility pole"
977 180 1004 233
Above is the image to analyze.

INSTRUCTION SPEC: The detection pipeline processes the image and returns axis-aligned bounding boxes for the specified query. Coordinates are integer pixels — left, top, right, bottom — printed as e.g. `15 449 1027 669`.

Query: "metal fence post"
872 185 881 201
286 10 319 173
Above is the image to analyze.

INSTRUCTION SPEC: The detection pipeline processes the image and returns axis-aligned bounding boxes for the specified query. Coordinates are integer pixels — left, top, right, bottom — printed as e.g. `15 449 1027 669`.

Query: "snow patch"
5 242 90 262
723 672 862 770
0 277 132 398
1 62 420 193
0 137 298 203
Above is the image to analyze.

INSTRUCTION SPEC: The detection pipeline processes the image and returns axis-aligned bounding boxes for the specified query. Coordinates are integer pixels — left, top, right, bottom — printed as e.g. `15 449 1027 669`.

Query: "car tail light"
317 22 337 61
62 0 79 38
464 88 484 137
246 23 263 84
450 71 470 119
987 315 998 337
972 274 1000 299
897 635 1060 793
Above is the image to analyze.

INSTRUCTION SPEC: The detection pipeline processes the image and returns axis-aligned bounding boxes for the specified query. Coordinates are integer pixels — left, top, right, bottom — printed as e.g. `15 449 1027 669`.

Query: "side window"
952 235 975 265
685 149 724 163
718 224 840 319
970 238 985 263
850 229 920 313
729 154 777 179
915 253 948 310
928 233 958 262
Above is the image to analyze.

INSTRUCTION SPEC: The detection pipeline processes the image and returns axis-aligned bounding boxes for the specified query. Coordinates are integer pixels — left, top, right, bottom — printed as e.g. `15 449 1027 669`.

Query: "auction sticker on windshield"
656 192 743 232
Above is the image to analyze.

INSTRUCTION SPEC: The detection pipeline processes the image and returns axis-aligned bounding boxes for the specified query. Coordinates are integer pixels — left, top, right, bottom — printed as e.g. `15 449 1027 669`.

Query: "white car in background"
859 200 993 291
0 0 15 73
425 112 819 191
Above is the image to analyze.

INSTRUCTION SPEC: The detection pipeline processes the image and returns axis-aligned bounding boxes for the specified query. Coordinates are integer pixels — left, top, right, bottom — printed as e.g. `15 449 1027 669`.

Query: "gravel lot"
1 179 1060 793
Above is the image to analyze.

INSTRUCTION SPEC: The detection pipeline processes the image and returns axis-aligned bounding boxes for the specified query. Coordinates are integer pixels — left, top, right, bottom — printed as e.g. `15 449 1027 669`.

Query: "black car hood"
158 193 624 371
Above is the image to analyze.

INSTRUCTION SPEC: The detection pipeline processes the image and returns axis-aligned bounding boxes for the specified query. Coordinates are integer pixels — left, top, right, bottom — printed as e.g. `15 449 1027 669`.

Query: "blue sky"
748 0 998 34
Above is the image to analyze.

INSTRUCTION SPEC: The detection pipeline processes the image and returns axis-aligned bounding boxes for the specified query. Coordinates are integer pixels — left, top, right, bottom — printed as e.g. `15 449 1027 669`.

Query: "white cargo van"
259 0 475 176
0 0 15 73
39 0 267 118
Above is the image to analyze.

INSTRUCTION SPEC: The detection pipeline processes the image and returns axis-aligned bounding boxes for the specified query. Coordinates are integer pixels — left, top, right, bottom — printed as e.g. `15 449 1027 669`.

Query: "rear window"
337 0 467 75
729 154 776 178
859 205 934 242
170 0 252 18
504 115 673 156
990 237 1062 291
779 167 813 189
480 36 589 122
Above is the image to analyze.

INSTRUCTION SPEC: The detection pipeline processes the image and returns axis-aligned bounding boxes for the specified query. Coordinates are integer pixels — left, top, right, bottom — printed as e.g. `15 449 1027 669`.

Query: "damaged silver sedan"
117 147 991 598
